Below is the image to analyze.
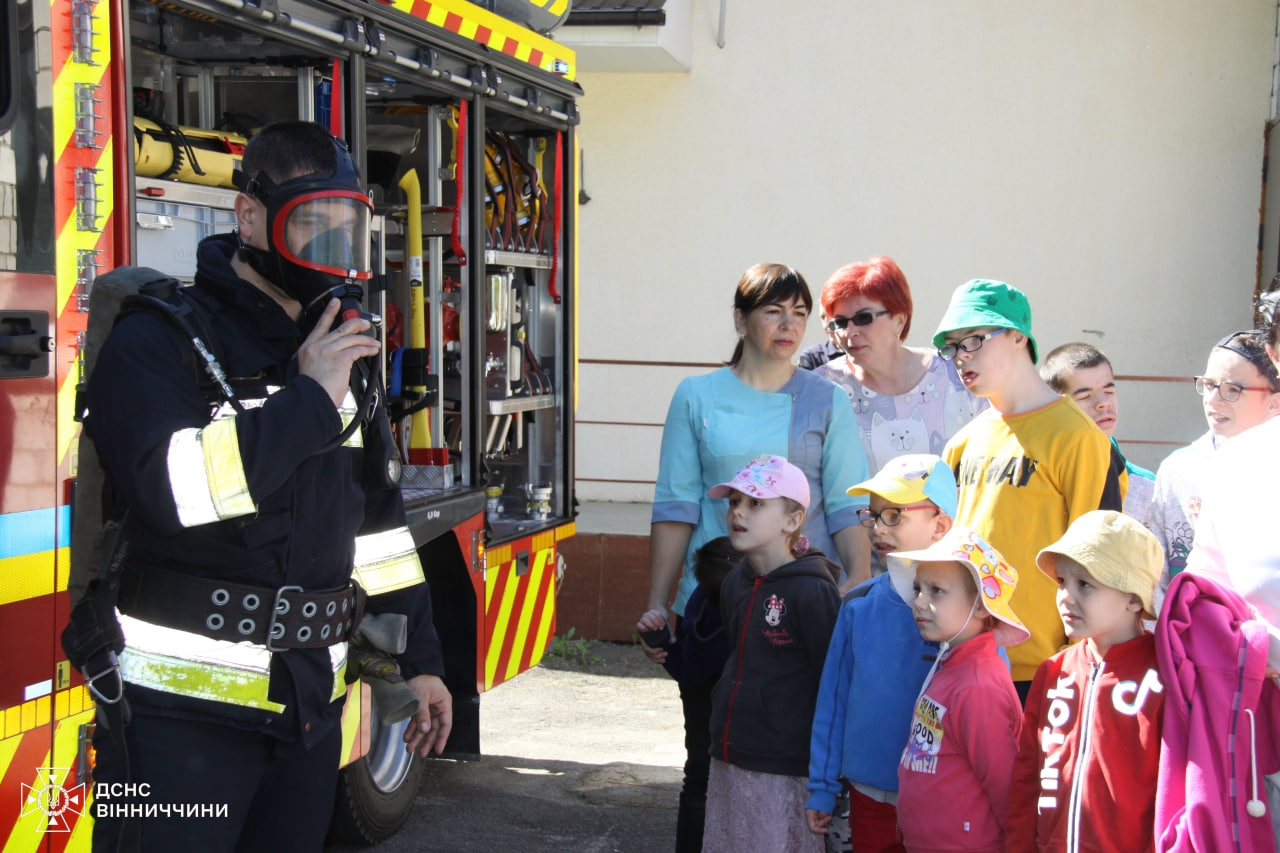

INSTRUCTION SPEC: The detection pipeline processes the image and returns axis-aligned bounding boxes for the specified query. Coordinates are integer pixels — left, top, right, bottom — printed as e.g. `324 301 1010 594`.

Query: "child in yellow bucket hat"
888 528 1027 852
1005 510 1165 853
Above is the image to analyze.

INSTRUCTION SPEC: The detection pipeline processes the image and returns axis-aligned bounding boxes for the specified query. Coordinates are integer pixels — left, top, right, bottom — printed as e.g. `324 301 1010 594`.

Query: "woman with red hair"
814 257 986 476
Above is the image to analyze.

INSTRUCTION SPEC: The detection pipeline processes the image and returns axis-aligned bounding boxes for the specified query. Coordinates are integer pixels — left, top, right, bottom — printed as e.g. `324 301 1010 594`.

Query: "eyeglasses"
856 505 938 528
826 310 890 332
1194 376 1277 403
937 328 1008 361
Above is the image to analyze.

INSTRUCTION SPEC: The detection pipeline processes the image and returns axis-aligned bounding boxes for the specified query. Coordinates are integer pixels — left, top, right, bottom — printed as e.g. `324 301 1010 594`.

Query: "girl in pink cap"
702 454 842 853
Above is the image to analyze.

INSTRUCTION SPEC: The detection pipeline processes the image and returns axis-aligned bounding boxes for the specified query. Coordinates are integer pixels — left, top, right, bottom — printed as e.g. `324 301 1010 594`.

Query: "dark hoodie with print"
709 551 841 777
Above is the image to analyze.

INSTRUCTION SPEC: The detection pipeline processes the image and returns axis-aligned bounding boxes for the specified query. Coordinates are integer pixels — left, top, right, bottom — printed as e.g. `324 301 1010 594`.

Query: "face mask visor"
272 190 373 281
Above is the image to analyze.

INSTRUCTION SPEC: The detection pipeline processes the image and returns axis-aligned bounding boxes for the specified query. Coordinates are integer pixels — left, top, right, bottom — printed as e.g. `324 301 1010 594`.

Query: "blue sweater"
806 574 937 814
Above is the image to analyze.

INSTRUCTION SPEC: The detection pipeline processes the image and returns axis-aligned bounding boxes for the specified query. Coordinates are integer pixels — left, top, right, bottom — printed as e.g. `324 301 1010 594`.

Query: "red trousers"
848 784 906 853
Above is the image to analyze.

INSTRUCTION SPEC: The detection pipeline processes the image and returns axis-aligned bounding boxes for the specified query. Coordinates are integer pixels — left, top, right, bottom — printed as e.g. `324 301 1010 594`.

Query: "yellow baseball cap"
846 454 958 518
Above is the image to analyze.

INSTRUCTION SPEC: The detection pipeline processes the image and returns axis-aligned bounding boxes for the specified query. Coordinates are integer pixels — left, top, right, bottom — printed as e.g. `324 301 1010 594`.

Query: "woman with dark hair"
813 257 987 475
640 262 870 852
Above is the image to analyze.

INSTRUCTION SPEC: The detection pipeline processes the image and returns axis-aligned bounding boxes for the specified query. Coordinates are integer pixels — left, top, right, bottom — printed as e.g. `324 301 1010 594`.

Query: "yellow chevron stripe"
483 544 512 612
5 740 55 852
484 558 517 688
52 0 115 471
502 548 549 682
51 58 110 162
528 557 556 669
54 141 115 471
0 732 21 782
547 0 569 16
52 710 96 852
383 0 575 79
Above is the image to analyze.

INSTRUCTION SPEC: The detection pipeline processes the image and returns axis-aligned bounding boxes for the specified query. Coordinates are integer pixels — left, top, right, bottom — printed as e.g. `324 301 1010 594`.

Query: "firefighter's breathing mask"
233 136 373 324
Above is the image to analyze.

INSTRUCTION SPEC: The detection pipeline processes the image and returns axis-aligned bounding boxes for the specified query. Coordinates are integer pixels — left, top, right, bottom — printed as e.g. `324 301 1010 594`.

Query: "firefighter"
84 120 451 852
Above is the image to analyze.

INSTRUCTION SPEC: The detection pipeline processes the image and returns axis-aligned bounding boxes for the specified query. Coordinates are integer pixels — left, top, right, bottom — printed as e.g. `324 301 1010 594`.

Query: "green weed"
546 627 603 667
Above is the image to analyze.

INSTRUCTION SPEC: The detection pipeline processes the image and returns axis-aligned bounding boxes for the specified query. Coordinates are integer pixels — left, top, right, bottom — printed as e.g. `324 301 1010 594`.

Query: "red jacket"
1006 635 1164 853
897 632 1021 853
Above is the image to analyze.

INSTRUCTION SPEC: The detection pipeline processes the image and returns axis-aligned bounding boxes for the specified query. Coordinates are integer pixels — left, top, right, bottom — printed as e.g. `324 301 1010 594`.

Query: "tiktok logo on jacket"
1112 669 1163 716
1036 664 1164 814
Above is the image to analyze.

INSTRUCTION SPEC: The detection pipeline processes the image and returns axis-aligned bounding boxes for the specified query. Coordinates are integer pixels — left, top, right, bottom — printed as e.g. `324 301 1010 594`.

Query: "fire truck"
0 0 580 844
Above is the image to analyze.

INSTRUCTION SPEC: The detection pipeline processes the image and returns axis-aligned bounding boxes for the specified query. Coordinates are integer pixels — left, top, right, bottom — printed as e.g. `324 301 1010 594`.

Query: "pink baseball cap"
708 454 811 509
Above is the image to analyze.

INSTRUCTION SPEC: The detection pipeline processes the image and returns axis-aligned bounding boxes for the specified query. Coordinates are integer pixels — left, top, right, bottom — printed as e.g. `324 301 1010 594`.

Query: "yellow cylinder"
397 169 432 454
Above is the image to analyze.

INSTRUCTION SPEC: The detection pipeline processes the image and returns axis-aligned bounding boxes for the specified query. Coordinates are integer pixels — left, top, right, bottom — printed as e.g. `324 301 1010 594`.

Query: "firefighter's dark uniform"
86 233 443 851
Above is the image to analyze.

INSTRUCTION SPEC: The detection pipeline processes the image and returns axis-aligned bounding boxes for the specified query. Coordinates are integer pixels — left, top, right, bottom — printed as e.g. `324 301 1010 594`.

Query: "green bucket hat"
932 279 1038 363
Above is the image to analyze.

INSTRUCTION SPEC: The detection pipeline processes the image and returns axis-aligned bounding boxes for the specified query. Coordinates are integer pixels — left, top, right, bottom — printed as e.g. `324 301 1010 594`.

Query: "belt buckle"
268 585 303 652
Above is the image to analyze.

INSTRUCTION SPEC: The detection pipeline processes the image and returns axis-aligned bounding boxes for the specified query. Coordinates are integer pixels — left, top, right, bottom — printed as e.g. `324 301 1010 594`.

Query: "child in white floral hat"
889 528 1028 853
702 454 841 853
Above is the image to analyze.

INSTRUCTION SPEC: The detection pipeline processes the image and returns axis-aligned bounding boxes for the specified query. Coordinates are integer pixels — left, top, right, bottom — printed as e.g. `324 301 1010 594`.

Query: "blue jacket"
660 583 730 689
806 574 937 814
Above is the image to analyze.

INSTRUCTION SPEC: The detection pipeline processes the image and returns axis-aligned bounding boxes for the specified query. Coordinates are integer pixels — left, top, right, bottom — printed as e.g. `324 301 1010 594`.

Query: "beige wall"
569 1 1278 503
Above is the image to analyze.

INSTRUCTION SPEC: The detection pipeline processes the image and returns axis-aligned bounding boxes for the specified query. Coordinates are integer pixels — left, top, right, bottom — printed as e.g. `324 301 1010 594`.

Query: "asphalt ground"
330 640 686 853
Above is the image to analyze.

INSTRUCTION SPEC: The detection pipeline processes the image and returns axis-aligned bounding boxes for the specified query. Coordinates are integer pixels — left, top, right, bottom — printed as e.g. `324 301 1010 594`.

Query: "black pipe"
564 9 666 26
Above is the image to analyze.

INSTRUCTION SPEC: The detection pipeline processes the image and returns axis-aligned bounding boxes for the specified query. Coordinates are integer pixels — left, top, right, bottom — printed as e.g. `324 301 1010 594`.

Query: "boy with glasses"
931 279 1124 701
807 454 957 853
1150 330 1280 585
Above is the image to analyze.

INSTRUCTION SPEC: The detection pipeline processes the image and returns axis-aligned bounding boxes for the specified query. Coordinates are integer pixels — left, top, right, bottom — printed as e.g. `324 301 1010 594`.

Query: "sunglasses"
826 309 890 332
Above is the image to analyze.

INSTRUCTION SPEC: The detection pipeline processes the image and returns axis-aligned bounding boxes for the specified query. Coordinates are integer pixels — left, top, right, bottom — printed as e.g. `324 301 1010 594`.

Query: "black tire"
329 699 425 845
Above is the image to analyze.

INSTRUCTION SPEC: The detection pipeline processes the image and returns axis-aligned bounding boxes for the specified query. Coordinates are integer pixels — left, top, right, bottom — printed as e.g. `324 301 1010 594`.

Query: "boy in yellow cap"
806 455 957 852
1005 510 1165 853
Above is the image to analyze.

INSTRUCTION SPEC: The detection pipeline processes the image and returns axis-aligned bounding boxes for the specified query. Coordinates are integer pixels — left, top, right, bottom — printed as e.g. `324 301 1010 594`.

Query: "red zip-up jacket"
897 631 1021 853
1006 635 1164 853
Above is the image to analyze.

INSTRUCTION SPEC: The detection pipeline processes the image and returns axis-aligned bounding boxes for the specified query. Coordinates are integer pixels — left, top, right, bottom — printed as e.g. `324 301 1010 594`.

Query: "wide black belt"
117 564 364 650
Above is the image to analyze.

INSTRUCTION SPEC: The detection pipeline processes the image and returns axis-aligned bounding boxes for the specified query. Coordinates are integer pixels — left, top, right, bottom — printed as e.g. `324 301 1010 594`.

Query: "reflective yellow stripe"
119 646 284 712
167 421 256 527
118 615 346 712
202 419 255 519
331 646 349 702
352 527 424 595
339 390 363 448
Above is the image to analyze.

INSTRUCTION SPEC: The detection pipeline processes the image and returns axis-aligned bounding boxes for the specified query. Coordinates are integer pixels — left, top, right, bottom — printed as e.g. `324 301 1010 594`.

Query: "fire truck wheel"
329 702 425 844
